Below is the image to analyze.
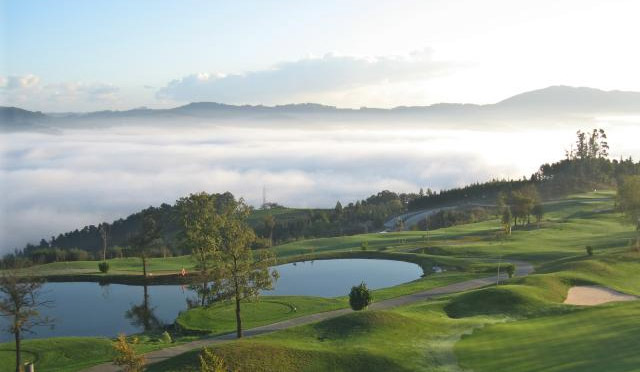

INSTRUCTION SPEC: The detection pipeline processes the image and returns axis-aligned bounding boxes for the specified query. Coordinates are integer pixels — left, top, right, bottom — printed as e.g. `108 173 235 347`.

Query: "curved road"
84 260 534 372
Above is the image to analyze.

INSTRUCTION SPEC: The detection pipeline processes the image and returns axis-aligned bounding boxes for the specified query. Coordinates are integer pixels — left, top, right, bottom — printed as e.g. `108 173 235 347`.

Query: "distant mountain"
0 106 53 132
3 86 640 131
494 86 640 113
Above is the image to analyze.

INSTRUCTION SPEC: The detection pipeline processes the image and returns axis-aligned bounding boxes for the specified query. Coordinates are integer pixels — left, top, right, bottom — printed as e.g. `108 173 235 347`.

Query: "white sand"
564 285 637 306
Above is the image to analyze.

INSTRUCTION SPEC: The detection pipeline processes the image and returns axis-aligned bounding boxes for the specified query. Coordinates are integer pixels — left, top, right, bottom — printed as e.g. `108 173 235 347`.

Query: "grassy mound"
312 311 412 340
445 275 570 318
456 301 640 372
148 340 412 372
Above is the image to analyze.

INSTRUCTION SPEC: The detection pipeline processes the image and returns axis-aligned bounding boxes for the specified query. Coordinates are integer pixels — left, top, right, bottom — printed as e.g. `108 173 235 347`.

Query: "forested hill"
14 190 418 263
7 129 640 267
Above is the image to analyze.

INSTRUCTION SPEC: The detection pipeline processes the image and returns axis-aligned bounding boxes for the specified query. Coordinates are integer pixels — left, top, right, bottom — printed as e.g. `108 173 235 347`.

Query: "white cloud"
156 50 451 104
0 74 120 111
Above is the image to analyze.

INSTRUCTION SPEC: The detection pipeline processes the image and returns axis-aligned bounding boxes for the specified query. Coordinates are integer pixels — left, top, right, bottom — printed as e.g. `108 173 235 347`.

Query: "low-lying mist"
1 117 639 252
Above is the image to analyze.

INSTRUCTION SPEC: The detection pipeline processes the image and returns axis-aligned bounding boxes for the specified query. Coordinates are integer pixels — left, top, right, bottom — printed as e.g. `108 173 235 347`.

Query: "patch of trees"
617 175 640 251
497 184 543 233
410 129 640 212
417 207 491 230
254 190 414 245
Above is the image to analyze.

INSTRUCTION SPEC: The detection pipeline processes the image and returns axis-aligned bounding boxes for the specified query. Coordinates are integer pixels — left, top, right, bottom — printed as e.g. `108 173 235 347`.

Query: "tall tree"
130 211 162 277
617 175 640 250
211 199 278 338
532 203 544 227
263 214 276 247
98 222 110 261
177 192 223 306
0 270 53 372
501 207 512 235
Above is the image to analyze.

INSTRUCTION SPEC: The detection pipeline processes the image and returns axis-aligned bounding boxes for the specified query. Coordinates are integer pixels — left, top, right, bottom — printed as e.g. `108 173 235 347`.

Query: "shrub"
113 333 145 372
349 282 373 311
98 261 110 273
360 241 369 251
200 347 228 372
161 331 172 344
586 245 594 256
505 264 515 278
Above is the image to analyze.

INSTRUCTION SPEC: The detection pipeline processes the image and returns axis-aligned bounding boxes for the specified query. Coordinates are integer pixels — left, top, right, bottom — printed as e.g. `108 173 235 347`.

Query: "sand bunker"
564 285 637 306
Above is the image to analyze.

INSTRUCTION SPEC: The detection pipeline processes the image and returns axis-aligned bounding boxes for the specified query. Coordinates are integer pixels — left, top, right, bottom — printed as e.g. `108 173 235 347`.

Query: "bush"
505 264 515 278
360 241 369 251
200 347 228 372
586 245 594 256
113 333 145 372
98 261 110 273
161 331 172 344
349 282 373 311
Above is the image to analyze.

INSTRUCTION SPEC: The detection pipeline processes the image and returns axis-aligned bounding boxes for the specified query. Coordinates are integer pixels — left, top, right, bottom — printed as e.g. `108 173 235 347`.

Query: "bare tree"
0 270 53 372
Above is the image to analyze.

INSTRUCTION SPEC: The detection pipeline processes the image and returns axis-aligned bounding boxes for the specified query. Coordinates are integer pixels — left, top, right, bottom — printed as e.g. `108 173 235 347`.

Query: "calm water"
0 259 422 341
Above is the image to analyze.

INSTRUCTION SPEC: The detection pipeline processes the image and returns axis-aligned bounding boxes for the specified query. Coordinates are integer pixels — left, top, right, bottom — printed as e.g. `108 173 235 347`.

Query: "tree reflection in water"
125 284 162 332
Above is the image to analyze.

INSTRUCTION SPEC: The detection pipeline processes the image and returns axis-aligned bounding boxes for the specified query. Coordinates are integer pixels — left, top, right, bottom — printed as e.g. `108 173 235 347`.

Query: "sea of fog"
1 118 639 251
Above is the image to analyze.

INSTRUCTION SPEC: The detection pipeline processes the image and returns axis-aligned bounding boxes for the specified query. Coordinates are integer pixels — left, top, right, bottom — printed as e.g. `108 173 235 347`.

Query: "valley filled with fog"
1 115 639 252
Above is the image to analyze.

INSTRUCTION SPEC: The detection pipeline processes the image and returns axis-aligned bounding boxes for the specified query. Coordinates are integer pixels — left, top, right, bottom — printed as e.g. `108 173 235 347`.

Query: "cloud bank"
157 50 450 103
0 74 120 111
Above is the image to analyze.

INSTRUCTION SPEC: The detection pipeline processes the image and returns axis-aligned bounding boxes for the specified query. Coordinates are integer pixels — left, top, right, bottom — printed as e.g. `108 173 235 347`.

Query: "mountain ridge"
2 86 640 130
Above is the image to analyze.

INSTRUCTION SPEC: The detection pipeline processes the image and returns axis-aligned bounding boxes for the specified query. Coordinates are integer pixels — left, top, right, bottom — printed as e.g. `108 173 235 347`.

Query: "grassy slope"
150 301 490 372
150 191 640 371
0 338 114 372
456 302 640 372
0 335 201 372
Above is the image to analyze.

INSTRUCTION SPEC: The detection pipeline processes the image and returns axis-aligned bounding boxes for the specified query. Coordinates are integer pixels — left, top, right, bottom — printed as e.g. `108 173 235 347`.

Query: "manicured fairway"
456 302 640 372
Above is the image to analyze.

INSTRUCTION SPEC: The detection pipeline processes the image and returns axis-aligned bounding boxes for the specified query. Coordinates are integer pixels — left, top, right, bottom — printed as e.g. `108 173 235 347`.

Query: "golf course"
2 189 639 371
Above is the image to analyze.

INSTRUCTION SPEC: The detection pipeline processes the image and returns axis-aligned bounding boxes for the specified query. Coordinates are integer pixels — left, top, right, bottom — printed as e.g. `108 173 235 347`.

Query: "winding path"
84 260 534 372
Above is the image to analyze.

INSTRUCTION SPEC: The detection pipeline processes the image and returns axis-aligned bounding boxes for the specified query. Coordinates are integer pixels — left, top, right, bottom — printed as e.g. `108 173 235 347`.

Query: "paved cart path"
84 260 533 371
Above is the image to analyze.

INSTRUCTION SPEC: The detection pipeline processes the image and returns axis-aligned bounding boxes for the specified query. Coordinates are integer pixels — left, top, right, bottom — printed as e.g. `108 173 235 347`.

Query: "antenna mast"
262 185 267 208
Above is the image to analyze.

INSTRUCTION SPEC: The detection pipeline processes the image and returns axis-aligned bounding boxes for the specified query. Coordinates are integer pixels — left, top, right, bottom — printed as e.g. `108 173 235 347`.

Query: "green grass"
0 334 201 372
0 337 115 372
456 302 640 372
149 301 490 372
7 190 640 372
27 256 195 277
150 190 640 372
176 296 346 334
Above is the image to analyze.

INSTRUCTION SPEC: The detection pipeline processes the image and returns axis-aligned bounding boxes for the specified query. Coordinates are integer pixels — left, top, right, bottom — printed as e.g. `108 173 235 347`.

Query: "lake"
0 259 422 340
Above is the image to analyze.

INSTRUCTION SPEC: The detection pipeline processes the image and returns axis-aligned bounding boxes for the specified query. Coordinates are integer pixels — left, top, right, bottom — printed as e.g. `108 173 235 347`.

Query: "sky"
2 0 640 111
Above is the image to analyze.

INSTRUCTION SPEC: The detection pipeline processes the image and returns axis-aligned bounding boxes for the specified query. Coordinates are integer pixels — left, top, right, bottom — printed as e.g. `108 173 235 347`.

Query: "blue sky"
3 0 640 111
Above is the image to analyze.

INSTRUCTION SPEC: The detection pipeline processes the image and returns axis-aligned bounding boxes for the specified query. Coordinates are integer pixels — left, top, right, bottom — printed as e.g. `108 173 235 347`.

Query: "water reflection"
125 285 163 332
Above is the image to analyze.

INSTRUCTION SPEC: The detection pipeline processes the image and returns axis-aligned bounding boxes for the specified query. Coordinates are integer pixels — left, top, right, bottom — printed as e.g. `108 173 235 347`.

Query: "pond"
0 258 423 341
